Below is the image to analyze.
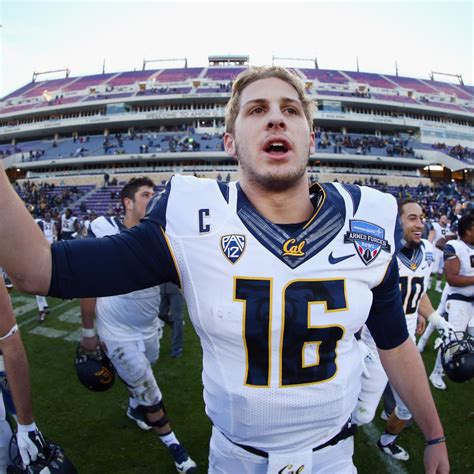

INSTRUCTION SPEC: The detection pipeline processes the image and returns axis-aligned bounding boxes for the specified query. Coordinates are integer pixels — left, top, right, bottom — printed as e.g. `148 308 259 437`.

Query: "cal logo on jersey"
425 251 434 265
344 220 391 265
282 238 306 257
221 234 246 264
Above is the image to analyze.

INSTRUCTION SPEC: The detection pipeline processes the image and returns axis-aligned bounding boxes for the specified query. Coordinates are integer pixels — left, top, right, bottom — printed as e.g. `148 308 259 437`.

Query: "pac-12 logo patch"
221 234 246 264
344 220 391 265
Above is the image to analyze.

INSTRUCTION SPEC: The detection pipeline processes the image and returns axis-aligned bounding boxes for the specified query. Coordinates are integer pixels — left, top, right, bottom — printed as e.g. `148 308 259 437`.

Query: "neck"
239 175 313 224
123 214 139 229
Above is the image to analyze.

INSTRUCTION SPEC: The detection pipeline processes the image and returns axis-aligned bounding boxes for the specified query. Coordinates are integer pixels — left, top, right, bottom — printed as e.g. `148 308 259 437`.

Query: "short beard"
236 143 309 192
405 238 422 250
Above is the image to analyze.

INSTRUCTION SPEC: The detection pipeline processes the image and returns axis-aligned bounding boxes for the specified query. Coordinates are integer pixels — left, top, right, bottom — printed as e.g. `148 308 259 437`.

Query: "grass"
10 287 473 473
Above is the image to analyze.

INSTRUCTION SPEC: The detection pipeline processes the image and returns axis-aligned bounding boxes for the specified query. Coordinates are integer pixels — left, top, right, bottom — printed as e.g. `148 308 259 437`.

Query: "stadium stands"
1 60 471 198
343 71 397 89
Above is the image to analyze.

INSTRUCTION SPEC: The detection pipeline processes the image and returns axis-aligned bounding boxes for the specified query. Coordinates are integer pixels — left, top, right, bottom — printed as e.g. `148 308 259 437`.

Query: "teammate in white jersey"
0 66 449 473
429 212 474 390
59 209 80 241
34 213 57 321
429 215 453 292
352 199 455 462
80 177 196 474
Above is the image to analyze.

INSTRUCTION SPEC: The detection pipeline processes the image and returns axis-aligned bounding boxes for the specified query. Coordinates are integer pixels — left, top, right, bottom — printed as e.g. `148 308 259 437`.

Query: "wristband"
81 327 97 338
427 311 442 326
0 323 18 341
18 422 37 432
426 436 446 446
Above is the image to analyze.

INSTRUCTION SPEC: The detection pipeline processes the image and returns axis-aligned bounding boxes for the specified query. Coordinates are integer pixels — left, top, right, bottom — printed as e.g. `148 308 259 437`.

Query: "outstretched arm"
0 166 51 294
0 280 34 424
379 338 449 474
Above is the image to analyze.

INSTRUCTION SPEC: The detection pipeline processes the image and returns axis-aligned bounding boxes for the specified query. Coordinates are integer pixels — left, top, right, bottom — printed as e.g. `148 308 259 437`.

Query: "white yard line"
15 298 76 328
360 423 409 474
29 327 69 338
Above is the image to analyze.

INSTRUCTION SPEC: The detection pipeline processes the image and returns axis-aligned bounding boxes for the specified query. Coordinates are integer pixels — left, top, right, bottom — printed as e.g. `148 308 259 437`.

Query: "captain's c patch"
221 234 246 264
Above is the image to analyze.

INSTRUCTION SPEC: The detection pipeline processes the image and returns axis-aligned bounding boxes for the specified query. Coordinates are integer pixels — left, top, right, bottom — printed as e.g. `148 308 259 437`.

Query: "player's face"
224 77 315 192
401 202 425 247
130 186 155 220
465 224 474 245
439 215 447 226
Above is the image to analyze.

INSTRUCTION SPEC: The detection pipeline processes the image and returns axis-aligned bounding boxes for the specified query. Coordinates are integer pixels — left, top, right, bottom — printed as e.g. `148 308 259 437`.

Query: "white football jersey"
60 214 77 232
445 239 474 298
36 219 56 244
89 216 163 341
397 239 434 336
431 222 452 246
158 176 399 452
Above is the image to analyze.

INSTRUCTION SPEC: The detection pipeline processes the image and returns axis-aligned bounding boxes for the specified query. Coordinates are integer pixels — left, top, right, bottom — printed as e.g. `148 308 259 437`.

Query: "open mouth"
264 139 291 156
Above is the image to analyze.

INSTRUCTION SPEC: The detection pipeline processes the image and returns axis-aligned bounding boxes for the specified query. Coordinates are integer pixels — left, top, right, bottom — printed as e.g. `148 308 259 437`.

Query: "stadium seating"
106 70 159 87
155 68 204 82
343 71 397 89
62 73 116 92
204 68 246 80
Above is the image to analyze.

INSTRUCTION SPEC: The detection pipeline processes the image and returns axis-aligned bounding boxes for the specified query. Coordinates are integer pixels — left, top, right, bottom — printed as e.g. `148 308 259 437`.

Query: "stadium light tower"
142 58 188 71
32 68 70 83
429 71 464 85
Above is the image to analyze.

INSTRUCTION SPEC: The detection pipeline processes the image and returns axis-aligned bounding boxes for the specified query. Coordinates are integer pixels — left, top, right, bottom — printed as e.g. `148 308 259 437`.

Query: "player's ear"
224 133 237 159
123 197 133 212
309 131 315 155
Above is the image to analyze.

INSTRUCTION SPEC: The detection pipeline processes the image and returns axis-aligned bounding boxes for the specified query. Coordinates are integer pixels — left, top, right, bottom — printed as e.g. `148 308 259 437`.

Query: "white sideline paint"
58 308 81 324
13 296 38 317
16 299 73 328
29 327 69 339
64 328 82 342
361 423 408 474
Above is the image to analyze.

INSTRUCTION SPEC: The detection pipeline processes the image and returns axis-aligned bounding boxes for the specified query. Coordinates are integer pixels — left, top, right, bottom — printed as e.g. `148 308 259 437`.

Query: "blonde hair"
225 66 314 135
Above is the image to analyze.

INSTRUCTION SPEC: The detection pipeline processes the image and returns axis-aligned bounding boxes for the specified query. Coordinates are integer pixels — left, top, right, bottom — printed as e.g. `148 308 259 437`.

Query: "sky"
0 0 473 98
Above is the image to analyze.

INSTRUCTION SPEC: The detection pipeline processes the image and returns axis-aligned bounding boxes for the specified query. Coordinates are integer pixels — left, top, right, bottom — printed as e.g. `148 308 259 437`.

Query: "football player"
429 214 454 292
59 209 80 241
0 66 449 473
352 199 455 461
429 212 474 390
79 177 196 474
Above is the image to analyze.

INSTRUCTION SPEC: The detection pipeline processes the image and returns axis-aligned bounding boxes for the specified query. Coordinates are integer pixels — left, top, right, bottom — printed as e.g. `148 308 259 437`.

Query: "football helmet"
8 438 77 473
74 344 115 392
440 332 474 383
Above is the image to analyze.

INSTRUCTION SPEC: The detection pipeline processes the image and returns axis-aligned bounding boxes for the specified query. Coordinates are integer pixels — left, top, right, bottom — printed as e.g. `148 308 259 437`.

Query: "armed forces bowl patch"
221 234 246 264
344 220 391 265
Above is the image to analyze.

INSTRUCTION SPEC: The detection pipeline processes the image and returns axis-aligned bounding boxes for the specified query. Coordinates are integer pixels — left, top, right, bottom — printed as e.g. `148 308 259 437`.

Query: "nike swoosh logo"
328 252 355 264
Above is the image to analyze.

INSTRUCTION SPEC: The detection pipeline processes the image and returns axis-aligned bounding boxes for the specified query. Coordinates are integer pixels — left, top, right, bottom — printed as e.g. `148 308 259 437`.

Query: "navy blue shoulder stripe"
341 183 361 215
144 178 172 230
217 181 230 203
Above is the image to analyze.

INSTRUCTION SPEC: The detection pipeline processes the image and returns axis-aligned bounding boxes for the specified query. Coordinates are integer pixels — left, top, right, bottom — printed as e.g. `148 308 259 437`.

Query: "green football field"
9 288 473 473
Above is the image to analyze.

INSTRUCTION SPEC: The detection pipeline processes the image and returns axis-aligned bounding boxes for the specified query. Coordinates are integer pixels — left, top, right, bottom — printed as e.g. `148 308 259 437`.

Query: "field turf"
9 287 473 473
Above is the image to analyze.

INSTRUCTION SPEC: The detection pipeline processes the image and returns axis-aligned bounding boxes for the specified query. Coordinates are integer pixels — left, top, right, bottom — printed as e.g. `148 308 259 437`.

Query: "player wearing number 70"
0 67 449 473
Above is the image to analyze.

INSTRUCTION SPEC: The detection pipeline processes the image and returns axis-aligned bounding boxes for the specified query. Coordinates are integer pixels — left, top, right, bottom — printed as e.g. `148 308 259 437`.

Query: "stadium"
1 54 473 474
